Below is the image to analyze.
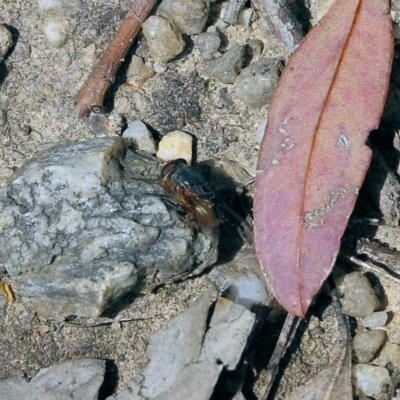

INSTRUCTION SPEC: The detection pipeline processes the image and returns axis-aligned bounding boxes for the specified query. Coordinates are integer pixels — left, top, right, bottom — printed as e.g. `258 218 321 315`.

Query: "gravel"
351 330 387 363
142 16 185 63
157 0 210 35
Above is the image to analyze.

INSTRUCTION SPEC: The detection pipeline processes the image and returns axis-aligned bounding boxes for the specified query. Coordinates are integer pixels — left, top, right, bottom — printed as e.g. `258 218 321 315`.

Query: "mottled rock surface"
142 16 185 63
234 58 282 109
0 24 13 63
0 358 105 400
205 44 245 84
195 32 221 61
351 330 386 363
339 272 380 318
158 0 210 35
109 286 255 400
0 138 218 320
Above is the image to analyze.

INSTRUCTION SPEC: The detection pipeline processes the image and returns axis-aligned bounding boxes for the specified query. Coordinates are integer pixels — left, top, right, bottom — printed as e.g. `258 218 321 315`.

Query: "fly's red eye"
161 161 178 178
161 159 188 178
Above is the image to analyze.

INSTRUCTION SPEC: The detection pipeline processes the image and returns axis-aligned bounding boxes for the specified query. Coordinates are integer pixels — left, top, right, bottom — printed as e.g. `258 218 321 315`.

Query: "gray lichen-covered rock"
234 58 283 109
142 16 185 63
205 44 245 84
0 138 218 320
158 0 210 35
0 358 105 400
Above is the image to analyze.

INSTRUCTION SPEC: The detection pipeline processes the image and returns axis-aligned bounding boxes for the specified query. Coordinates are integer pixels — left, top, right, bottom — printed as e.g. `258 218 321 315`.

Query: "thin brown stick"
251 0 303 55
259 312 300 400
75 0 156 117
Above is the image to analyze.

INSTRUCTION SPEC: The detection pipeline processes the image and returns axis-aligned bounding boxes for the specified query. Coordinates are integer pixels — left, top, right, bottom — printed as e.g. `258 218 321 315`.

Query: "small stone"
208 246 271 310
0 24 13 63
340 272 380 318
42 83 54 96
122 121 157 154
153 63 167 73
214 18 229 31
158 0 210 35
157 130 193 165
224 273 269 309
237 8 253 28
43 16 70 48
247 39 264 58
0 109 7 127
351 330 386 363
9 40 31 62
142 16 185 63
373 341 400 367
87 112 124 137
111 321 122 330
205 44 245 84
127 55 155 80
196 32 221 61
352 364 391 397
87 112 108 136
234 58 282 109
362 311 388 328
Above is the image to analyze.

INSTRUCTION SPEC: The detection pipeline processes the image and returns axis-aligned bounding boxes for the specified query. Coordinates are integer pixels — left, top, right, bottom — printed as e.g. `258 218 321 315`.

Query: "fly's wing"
180 187 219 230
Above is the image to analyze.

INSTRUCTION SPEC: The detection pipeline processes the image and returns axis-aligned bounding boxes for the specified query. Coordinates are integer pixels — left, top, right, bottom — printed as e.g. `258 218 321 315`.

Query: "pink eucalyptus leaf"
254 0 393 317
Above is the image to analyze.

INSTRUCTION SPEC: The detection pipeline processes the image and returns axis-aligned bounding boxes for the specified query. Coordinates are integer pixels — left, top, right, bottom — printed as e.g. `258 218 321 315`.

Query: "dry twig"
75 0 156 117
259 312 300 400
251 0 303 55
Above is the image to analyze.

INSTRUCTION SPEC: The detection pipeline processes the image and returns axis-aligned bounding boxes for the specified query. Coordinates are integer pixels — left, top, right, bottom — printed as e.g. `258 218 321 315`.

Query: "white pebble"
43 17 69 48
153 63 167 74
224 273 269 309
237 8 253 28
156 131 193 165
340 272 380 318
362 311 388 328
122 121 157 154
352 364 390 397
